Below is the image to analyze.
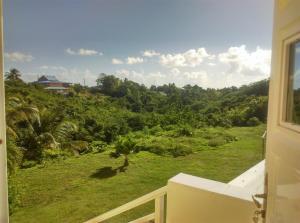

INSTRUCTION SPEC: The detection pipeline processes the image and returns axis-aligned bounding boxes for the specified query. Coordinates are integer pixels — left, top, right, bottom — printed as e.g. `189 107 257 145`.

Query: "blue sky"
4 0 274 87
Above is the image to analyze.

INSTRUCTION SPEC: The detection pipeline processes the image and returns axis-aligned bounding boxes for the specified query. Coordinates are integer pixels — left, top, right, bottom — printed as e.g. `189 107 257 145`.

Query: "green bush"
177 125 193 137
208 137 226 147
247 117 261 126
142 126 150 135
21 160 37 169
6 139 23 175
8 176 23 215
136 140 192 157
88 141 107 153
69 141 89 154
168 145 193 157
43 148 64 160
163 125 177 131
149 125 163 135
127 115 145 131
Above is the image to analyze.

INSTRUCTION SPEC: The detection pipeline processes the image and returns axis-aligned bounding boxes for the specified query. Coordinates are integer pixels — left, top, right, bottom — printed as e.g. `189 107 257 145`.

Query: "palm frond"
54 121 78 142
37 132 59 149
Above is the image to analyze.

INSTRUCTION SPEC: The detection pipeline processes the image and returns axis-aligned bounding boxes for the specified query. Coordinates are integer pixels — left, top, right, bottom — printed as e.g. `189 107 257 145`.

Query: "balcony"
85 160 265 223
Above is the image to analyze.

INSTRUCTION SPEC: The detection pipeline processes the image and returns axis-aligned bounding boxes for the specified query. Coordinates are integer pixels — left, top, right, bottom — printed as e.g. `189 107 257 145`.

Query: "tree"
24 110 78 160
115 135 136 166
73 84 84 95
5 68 22 81
6 97 40 138
96 74 120 96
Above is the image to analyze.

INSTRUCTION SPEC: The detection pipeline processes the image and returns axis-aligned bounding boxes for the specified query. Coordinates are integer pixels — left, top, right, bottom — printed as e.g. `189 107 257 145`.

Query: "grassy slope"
10 126 265 223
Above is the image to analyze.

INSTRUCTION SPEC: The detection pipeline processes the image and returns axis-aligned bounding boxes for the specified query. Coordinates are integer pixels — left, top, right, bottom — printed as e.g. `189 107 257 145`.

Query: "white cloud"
114 69 209 88
127 57 144 65
218 45 271 77
56 68 97 86
171 68 180 75
65 48 102 56
112 58 124 65
183 71 207 81
4 52 34 62
113 45 271 88
40 65 67 71
160 48 211 68
116 69 131 77
115 69 146 84
17 45 272 89
142 50 160 57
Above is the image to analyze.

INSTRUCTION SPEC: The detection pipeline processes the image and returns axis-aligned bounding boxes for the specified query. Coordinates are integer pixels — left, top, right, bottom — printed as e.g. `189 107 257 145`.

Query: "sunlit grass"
10 125 265 223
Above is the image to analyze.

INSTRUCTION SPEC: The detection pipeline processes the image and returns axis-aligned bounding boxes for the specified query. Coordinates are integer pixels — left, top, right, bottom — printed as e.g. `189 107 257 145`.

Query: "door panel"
266 1 300 222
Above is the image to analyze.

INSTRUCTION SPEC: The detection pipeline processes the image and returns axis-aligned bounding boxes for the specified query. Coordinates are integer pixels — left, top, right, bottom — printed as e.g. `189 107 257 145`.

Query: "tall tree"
5 68 23 82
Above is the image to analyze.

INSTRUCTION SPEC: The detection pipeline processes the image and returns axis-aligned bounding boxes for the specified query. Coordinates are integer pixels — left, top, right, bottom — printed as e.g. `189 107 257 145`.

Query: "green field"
10 125 265 223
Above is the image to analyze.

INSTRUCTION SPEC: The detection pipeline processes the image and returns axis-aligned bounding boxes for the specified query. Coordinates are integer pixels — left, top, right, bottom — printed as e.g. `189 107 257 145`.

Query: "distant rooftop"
38 75 60 83
44 86 68 90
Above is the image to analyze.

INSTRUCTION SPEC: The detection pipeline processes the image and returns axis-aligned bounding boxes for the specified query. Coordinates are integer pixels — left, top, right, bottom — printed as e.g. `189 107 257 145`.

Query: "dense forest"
5 69 269 170
5 68 269 213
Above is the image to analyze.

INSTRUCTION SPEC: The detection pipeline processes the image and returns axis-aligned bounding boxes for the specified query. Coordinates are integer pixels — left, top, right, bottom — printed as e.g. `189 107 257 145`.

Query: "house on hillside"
35 75 71 94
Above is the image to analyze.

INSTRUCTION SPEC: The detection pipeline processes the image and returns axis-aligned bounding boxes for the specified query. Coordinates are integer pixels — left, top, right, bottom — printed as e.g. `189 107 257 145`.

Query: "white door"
266 0 300 222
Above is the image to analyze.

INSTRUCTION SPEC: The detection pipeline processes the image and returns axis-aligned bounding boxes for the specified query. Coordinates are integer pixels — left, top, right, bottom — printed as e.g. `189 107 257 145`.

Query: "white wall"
166 173 256 223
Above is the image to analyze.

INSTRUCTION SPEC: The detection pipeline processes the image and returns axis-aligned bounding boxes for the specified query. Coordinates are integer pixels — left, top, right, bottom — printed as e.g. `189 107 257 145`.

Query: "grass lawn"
10 125 265 223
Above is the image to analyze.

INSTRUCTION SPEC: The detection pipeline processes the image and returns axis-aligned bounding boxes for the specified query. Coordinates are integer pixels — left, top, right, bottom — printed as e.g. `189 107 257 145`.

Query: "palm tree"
26 109 78 158
5 68 22 81
6 97 40 138
6 97 77 160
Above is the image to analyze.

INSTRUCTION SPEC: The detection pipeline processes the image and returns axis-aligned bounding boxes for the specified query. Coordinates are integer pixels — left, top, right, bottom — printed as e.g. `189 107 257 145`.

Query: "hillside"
5 71 269 218
10 126 265 223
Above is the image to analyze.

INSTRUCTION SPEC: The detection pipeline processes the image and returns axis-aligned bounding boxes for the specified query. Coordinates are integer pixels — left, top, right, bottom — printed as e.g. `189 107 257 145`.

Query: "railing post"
155 195 165 223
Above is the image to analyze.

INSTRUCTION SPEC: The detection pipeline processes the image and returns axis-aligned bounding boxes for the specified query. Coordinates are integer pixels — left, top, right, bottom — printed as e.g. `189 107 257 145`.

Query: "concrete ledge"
167 173 256 223
229 160 265 195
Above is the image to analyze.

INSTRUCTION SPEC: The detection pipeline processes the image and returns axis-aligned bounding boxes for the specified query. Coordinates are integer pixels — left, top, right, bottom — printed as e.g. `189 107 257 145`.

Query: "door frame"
0 0 9 222
278 32 300 133
266 0 300 222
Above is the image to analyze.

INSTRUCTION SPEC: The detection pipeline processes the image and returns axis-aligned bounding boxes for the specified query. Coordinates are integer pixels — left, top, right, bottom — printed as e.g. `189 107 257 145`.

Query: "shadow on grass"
90 162 129 179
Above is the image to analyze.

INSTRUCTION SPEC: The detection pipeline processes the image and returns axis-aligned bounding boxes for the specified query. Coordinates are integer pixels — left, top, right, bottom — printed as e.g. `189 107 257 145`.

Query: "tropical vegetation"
5 68 269 220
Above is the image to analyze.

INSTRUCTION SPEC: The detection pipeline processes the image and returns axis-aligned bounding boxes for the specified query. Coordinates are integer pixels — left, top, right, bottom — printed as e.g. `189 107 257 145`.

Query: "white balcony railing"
84 160 265 223
84 186 167 223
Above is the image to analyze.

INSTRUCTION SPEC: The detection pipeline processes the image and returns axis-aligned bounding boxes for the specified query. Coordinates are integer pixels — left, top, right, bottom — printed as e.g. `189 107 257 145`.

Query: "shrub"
88 141 107 153
247 117 261 126
43 148 64 160
103 121 130 143
8 176 23 215
163 125 177 131
70 141 89 154
149 125 163 135
21 160 37 169
142 126 150 135
127 115 145 131
6 139 23 175
147 144 166 155
222 134 238 143
168 145 193 157
135 140 192 157
177 125 193 137
135 141 167 155
208 137 226 147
